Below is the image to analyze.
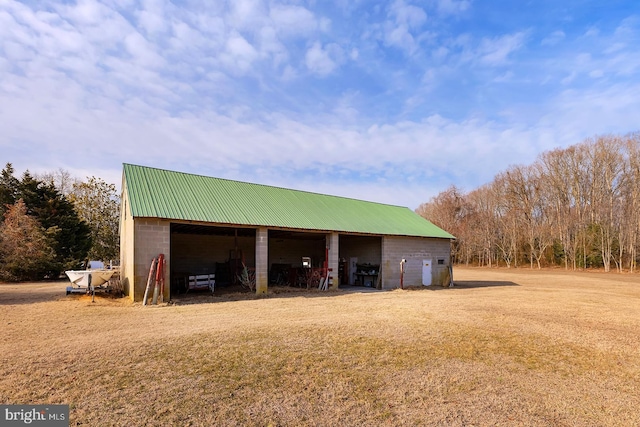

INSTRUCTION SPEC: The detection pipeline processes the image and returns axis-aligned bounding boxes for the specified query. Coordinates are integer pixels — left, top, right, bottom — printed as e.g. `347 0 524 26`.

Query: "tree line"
417 133 640 272
0 164 120 281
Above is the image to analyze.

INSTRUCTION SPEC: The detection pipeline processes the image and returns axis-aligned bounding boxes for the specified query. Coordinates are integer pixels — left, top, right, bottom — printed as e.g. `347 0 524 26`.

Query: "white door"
422 259 432 286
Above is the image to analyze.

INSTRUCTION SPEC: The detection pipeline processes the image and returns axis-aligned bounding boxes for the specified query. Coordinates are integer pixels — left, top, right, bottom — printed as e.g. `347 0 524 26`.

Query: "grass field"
1 267 639 426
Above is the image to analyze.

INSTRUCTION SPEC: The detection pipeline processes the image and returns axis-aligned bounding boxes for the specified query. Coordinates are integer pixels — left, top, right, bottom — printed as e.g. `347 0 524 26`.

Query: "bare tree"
491 173 519 268
620 134 640 272
588 136 625 272
417 132 640 271
538 149 576 269
504 165 551 269
68 177 120 263
465 185 498 267
416 185 469 263
37 168 80 196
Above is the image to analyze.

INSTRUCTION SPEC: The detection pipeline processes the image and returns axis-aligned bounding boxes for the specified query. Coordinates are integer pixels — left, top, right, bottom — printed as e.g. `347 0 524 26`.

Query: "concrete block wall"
381 236 451 288
121 209 451 298
171 234 256 275
268 237 325 268
132 218 171 301
339 235 381 265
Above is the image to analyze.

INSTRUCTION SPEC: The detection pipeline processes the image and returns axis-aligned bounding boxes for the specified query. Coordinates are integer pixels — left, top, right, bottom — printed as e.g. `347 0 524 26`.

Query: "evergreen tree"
0 199 56 281
20 175 92 275
0 163 19 215
0 166 92 279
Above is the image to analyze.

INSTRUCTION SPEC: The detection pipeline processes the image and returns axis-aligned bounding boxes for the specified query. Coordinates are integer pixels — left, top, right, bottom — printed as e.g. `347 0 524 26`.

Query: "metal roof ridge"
123 163 411 210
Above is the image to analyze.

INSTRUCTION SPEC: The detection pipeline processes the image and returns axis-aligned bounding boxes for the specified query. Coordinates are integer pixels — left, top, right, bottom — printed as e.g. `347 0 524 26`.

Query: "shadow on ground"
168 284 387 305
397 281 519 292
1 280 518 307
164 281 522 305
445 280 519 289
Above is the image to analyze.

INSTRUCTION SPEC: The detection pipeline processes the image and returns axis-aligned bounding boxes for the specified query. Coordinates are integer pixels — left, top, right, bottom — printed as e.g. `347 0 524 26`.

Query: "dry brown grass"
1 268 639 426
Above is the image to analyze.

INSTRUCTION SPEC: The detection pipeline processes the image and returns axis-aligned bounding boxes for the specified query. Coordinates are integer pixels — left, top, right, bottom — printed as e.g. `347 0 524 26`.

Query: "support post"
255 227 269 294
327 233 339 289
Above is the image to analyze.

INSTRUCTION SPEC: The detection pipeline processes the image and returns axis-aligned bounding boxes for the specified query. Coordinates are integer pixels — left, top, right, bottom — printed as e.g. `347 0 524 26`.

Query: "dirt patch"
1 268 639 426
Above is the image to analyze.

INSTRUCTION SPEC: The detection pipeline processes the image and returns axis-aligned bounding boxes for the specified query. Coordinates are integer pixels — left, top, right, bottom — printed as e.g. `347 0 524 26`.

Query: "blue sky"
1 0 639 209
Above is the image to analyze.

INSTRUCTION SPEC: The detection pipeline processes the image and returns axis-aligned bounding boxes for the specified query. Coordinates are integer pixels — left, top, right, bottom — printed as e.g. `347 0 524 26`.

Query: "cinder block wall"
269 237 326 268
171 234 256 275
381 236 451 288
339 235 381 265
132 218 171 302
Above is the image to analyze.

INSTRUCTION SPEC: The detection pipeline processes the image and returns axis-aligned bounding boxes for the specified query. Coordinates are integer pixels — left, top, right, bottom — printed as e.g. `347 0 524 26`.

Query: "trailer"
65 270 116 300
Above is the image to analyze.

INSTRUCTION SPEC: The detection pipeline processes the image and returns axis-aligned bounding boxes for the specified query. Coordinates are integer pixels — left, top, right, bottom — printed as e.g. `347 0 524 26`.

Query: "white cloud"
477 32 526 65
382 0 428 54
3 61 639 208
124 31 165 68
604 42 625 54
281 65 297 81
305 42 343 76
318 17 332 33
613 15 639 39
561 71 576 85
390 0 427 29
541 30 565 46
3 40 32 62
589 69 604 78
420 68 437 89
61 0 105 26
384 23 417 52
450 31 526 67
228 0 267 31
541 82 640 147
535 19 640 87
270 4 318 37
576 52 591 65
493 70 514 82
583 27 599 39
436 0 470 15
1 1 639 211
432 46 449 60
192 13 226 38
136 0 169 35
221 32 259 73
168 19 220 62
332 92 361 122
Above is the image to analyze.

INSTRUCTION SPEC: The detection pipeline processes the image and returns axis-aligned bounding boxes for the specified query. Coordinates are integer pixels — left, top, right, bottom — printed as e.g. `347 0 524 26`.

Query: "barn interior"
268 230 327 288
170 223 256 295
169 223 384 296
338 235 382 287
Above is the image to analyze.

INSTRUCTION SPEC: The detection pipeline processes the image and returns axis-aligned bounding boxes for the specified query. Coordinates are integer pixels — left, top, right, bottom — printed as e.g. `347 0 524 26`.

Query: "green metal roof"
122 164 454 239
